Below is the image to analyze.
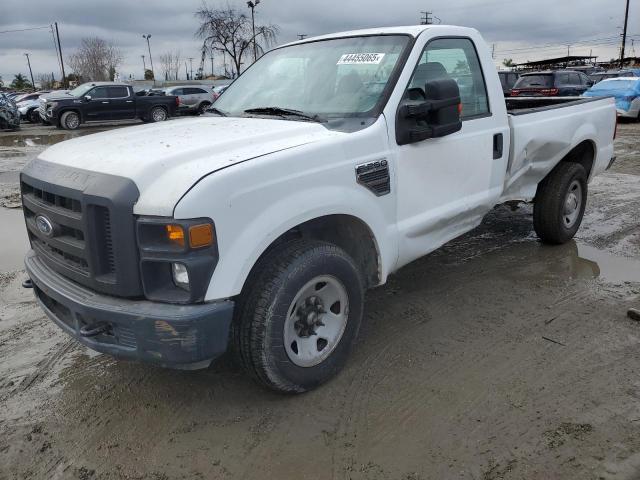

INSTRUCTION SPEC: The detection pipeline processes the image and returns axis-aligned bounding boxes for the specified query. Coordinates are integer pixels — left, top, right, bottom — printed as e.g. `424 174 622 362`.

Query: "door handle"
493 133 503 160
101 101 109 104
126 100 133 103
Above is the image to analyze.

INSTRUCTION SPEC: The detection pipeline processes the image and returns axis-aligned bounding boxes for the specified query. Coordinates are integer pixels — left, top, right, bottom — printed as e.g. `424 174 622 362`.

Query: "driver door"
393 37 505 265
84 86 112 121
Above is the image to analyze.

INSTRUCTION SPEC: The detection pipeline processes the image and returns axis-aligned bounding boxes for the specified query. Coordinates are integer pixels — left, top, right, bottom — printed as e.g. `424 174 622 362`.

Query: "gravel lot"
1 120 639 480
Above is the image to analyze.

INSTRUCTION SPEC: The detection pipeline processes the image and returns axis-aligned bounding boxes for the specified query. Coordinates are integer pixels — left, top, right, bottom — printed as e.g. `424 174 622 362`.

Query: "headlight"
137 217 218 304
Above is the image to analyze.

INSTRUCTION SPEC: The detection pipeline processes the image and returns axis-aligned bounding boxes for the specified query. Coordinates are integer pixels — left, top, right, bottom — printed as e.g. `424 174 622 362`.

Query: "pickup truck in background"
21 25 616 393
39 82 178 130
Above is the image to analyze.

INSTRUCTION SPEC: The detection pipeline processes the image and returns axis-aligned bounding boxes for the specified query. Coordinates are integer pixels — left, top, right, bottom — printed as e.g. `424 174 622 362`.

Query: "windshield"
215 35 410 120
591 79 639 90
69 84 95 97
514 74 553 88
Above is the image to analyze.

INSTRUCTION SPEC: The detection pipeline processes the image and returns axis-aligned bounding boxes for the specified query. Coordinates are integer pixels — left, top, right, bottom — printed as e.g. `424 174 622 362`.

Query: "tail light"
540 88 559 96
510 89 520 96
175 96 180 106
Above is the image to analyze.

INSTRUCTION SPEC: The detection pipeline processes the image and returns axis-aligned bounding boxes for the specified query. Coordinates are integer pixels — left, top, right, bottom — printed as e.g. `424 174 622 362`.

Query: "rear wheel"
533 162 587 244
149 106 167 123
60 111 80 130
197 102 211 115
232 240 365 393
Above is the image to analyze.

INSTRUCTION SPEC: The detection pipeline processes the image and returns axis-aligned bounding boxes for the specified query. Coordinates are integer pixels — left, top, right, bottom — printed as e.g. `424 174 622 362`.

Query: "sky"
1 0 638 85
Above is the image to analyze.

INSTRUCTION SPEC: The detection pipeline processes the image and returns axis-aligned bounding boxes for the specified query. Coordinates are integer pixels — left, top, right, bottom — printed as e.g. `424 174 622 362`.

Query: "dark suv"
498 71 520 96
510 70 593 97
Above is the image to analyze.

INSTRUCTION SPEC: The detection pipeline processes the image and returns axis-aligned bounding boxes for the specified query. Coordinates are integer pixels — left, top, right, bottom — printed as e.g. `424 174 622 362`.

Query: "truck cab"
22 26 616 393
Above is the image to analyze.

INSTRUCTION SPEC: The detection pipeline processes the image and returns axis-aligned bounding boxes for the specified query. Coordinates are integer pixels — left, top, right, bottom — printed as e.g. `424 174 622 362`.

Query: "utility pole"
142 34 155 79
297 34 307 40
211 53 215 77
420 11 433 25
247 0 261 62
185 62 188 80
620 0 630 68
188 57 194 80
491 43 496 59
54 22 66 88
141 54 146 74
24 53 35 91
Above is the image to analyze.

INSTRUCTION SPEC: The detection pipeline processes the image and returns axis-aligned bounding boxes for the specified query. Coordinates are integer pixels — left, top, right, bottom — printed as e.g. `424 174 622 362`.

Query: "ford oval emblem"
35 215 54 237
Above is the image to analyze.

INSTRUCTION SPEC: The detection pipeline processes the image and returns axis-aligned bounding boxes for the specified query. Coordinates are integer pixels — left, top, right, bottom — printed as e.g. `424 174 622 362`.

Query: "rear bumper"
25 250 234 370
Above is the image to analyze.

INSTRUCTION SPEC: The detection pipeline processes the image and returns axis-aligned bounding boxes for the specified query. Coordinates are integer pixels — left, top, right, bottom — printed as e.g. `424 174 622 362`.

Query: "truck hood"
37 116 343 216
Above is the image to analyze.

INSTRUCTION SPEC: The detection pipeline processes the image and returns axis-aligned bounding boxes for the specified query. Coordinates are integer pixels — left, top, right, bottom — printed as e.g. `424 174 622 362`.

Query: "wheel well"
560 140 595 178
253 215 381 289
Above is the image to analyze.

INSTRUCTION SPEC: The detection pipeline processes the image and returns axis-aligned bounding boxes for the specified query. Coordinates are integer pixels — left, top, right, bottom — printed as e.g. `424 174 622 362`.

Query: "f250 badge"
35 215 54 237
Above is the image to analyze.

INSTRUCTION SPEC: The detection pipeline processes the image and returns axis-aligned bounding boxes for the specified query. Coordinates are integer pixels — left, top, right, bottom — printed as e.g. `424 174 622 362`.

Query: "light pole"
141 54 146 75
142 34 155 79
188 57 194 80
24 53 35 91
247 0 260 62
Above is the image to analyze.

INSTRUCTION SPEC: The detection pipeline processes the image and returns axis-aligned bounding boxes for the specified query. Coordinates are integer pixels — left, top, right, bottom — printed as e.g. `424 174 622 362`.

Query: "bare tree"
68 37 123 81
195 5 278 77
159 51 182 80
36 73 56 90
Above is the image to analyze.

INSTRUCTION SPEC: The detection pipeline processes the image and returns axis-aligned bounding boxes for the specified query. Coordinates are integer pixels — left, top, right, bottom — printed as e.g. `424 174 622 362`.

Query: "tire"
232 240 365 393
28 109 41 124
60 111 80 130
197 102 211 115
533 162 588 244
149 106 167 123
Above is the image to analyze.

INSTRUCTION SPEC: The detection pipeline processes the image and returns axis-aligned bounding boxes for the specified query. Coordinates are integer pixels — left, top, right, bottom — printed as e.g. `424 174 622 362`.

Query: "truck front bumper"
25 250 234 370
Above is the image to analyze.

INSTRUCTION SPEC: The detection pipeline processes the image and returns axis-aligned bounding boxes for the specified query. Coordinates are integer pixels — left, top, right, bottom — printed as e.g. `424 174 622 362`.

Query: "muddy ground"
1 121 639 480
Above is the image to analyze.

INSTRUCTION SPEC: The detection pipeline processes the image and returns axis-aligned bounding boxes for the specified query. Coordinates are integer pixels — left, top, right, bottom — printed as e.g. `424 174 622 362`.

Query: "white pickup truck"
21 25 616 393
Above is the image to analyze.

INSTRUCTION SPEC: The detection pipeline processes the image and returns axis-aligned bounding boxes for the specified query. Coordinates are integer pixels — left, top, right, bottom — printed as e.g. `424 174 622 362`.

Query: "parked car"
510 70 593 96
583 77 640 120
589 69 640 84
163 85 213 115
39 82 179 130
498 71 520 96
16 91 51 123
212 84 230 101
21 25 616 393
0 92 20 130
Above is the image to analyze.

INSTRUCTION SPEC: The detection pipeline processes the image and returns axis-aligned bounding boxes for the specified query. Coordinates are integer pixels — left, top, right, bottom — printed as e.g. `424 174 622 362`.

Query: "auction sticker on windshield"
337 53 386 65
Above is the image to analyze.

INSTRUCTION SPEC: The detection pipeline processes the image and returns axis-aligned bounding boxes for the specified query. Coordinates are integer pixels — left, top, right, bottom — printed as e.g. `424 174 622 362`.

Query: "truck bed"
500 96 616 203
505 96 604 115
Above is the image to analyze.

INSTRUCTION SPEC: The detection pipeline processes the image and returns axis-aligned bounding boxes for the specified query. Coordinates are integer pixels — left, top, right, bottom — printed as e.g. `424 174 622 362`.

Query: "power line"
0 26 51 34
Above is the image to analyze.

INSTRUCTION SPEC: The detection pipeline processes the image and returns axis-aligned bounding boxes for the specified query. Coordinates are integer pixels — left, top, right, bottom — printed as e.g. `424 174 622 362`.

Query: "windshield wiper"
205 106 227 116
243 107 325 122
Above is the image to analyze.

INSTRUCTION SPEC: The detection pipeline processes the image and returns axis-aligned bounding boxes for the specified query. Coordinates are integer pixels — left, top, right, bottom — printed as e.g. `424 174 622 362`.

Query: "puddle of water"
0 207 29 272
577 243 640 284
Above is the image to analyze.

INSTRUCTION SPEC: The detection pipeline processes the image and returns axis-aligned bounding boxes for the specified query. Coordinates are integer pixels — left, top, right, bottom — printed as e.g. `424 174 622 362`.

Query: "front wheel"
60 111 80 130
232 240 365 393
197 102 211 115
533 162 587 244
149 106 168 123
28 109 41 123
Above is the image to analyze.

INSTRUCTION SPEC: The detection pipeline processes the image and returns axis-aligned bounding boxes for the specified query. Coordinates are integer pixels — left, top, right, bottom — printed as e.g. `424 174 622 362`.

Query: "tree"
159 51 181 80
67 37 123 81
144 69 155 80
0 75 3 88
9 73 33 90
37 73 56 90
195 5 278 77
502 58 515 68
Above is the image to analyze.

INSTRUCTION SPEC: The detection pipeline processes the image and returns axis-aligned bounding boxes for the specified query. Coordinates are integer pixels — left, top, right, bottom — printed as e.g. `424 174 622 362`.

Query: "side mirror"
83 95 92 102
396 78 462 145
587 80 594 87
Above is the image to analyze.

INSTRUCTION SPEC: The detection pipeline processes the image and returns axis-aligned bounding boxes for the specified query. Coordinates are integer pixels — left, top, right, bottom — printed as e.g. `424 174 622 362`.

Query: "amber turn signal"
189 224 214 248
165 224 185 247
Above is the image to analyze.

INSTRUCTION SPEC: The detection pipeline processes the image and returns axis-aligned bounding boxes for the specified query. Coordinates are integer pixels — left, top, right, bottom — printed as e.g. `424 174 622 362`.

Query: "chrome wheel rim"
152 108 166 121
563 180 583 228
67 113 79 129
283 275 349 368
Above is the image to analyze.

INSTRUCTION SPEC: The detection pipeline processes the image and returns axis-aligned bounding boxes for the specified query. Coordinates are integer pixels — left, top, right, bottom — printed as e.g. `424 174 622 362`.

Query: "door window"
406 37 489 119
90 87 109 99
569 73 581 85
108 86 129 98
